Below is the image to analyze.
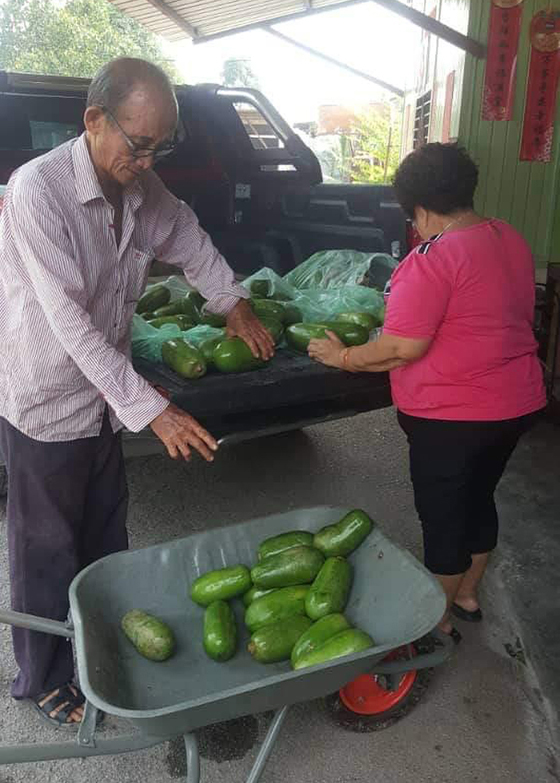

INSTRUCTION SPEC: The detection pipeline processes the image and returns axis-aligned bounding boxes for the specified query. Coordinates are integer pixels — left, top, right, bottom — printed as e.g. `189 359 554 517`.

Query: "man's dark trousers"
0 409 128 699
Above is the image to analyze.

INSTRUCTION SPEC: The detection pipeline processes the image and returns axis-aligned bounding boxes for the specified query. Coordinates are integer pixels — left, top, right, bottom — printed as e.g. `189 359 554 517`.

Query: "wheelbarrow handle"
0 608 74 638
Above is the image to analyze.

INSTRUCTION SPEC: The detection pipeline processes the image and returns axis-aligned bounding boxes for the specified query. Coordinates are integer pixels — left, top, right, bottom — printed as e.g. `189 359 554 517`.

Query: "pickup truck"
0 70 405 484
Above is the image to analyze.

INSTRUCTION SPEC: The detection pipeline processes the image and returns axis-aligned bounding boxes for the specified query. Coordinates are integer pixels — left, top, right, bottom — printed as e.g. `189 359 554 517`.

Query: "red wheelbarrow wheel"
324 642 433 732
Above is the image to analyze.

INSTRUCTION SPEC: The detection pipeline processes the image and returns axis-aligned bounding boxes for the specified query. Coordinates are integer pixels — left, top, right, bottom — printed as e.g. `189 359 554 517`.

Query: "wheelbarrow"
0 506 454 781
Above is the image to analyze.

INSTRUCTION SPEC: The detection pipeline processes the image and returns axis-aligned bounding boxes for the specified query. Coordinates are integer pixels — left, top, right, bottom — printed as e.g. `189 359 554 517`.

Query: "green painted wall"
459 0 560 270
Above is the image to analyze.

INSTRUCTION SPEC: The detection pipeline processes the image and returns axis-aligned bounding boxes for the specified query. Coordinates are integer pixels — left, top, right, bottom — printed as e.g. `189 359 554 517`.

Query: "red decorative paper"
482 0 524 121
520 11 560 162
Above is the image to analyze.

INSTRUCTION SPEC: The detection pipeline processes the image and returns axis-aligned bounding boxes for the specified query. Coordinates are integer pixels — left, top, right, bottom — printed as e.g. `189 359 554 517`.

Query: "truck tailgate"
134 351 392 442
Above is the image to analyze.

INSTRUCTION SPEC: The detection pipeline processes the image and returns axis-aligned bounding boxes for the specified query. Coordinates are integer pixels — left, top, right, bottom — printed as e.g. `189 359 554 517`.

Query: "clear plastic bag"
159 275 192 301
291 285 384 323
283 250 377 289
131 315 183 363
366 254 398 292
131 316 226 364
179 325 225 348
242 268 297 300
242 267 384 323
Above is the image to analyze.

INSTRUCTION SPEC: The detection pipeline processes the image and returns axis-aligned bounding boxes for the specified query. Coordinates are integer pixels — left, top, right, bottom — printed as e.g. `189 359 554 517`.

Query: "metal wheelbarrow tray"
0 506 450 782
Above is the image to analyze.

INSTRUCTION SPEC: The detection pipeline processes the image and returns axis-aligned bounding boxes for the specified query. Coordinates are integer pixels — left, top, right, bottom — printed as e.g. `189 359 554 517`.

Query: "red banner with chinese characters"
520 11 560 162
482 0 524 121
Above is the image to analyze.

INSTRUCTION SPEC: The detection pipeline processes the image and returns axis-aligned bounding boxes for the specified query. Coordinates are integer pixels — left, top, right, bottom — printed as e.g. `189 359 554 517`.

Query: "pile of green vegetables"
121 509 375 670
135 280 382 380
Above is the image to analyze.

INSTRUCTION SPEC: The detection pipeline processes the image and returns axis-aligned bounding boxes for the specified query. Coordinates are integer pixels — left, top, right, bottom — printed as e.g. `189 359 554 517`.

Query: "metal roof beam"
368 0 485 58
193 0 372 44
143 0 198 38
192 0 485 60
263 26 404 97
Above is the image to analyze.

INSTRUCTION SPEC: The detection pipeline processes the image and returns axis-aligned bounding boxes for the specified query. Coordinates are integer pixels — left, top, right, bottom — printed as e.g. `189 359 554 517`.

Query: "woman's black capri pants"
398 410 539 575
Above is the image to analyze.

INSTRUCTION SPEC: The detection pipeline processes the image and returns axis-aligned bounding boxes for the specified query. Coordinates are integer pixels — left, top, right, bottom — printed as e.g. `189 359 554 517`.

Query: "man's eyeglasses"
103 107 177 161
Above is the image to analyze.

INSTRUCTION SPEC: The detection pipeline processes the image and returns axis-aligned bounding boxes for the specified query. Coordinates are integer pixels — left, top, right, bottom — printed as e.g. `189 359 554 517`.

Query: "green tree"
350 102 402 184
221 57 260 89
0 0 179 80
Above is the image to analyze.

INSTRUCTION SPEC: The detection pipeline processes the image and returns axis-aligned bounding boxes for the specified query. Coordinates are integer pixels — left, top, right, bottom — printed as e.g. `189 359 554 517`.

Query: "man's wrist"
341 346 354 372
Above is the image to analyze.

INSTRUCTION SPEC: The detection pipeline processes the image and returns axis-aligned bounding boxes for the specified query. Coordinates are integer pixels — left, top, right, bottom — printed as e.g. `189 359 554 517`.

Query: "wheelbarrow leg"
183 733 200 783
246 706 290 783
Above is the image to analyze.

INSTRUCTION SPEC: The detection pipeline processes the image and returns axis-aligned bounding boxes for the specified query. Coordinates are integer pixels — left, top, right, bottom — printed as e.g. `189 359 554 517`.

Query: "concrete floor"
0 408 557 782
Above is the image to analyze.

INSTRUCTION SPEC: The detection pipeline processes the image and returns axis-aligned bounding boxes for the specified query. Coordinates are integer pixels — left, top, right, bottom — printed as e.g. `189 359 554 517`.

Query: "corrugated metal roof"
108 0 360 43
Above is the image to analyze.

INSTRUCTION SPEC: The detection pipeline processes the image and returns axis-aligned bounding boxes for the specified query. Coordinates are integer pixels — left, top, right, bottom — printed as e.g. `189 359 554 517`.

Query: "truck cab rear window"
233 102 284 150
0 93 84 150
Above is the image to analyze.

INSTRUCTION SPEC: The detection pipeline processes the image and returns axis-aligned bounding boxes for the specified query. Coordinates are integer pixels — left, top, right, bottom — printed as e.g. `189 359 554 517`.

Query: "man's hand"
308 330 345 368
226 299 275 360
150 403 218 462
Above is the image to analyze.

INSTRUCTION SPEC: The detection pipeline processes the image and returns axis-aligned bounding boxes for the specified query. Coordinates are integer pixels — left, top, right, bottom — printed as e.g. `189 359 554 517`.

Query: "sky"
161 4 420 126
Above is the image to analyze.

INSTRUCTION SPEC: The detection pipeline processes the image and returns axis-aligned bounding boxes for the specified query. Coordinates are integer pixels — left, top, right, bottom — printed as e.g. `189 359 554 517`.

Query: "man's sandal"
28 684 103 730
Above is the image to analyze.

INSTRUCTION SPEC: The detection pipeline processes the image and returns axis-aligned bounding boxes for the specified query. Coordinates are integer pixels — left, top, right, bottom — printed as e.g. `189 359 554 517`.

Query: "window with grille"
413 90 431 149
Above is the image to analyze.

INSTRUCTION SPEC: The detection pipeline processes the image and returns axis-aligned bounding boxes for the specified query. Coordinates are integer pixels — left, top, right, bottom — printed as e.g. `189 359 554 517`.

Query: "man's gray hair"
87 58 175 113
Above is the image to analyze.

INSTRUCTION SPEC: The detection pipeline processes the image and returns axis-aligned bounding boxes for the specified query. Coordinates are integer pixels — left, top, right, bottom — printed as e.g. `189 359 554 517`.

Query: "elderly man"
0 57 273 727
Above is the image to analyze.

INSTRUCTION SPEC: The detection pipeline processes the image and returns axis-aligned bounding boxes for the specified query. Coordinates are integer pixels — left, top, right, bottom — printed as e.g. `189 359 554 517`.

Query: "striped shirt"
0 133 248 441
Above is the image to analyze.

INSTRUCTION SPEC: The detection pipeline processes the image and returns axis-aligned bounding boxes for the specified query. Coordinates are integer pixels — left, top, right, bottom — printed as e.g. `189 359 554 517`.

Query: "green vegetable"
257 531 314 561
190 565 252 607
250 545 324 589
285 323 331 353
213 337 266 374
290 613 351 667
292 628 374 670
335 311 380 331
152 301 190 318
182 290 205 321
161 339 206 379
281 305 302 325
305 557 352 620
136 284 170 315
203 601 237 662
199 312 227 328
199 336 225 368
258 316 284 345
242 585 277 607
285 322 368 353
148 315 194 330
121 609 175 662
321 322 370 346
244 585 310 632
248 615 313 663
250 279 271 298
313 509 374 558
250 298 286 322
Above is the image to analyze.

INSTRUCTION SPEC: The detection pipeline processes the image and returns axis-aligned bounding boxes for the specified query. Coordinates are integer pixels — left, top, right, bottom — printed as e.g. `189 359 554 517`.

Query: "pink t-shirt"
383 219 546 421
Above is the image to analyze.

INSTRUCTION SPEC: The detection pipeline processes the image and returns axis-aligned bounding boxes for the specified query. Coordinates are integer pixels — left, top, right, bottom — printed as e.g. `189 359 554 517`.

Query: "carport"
107 0 484 95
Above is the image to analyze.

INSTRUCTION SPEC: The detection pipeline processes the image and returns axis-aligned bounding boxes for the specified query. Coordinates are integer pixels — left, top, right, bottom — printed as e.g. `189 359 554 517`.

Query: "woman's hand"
226 299 275 360
308 330 345 368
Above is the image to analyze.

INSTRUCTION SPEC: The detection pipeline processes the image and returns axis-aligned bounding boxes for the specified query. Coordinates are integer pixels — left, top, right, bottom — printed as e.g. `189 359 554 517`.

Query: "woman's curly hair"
393 143 479 219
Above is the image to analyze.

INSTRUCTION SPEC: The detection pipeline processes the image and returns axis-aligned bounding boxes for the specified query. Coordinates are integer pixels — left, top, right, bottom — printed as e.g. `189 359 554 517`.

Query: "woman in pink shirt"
309 143 546 644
